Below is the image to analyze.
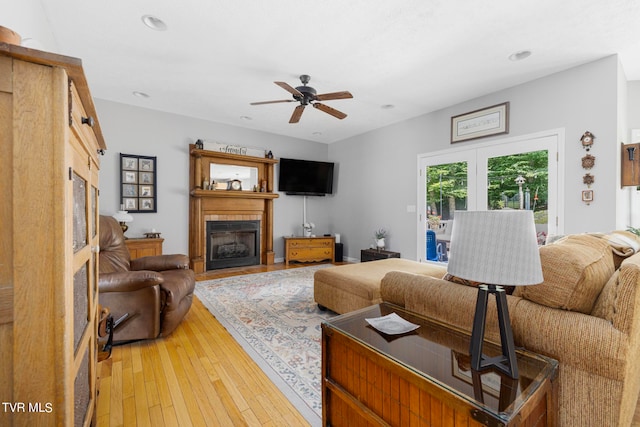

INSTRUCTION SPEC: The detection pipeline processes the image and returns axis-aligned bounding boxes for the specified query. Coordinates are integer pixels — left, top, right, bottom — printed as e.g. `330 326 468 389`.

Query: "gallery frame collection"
451 102 510 143
120 153 157 213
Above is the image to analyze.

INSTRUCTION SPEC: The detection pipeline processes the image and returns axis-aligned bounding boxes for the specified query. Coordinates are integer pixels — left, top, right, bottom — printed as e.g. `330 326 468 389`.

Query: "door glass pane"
425 161 468 261
73 171 87 252
487 150 548 244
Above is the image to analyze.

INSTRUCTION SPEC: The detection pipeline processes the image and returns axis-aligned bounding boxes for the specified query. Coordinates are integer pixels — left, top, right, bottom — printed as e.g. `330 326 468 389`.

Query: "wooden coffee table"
322 303 558 426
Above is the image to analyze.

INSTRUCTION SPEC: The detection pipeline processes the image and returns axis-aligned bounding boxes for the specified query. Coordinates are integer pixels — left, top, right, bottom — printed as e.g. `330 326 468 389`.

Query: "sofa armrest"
131 254 190 271
512 299 628 380
99 271 164 293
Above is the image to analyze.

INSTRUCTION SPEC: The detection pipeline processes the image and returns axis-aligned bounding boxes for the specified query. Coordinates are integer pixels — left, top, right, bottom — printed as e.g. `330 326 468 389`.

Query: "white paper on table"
365 312 420 335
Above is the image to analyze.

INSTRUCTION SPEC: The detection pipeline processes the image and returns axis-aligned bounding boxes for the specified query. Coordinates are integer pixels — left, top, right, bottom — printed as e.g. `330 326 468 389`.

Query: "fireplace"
206 220 260 270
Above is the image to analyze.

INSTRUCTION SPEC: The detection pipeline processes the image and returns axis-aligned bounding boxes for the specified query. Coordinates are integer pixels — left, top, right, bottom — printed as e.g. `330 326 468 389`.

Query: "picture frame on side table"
120 153 157 213
451 102 509 143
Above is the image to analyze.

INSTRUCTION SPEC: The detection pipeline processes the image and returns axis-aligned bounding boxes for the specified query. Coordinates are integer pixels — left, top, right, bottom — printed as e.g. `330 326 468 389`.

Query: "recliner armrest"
99 271 164 293
130 254 190 271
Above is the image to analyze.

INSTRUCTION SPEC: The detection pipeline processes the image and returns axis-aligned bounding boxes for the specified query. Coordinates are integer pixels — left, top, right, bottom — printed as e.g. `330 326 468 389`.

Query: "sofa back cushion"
513 234 614 313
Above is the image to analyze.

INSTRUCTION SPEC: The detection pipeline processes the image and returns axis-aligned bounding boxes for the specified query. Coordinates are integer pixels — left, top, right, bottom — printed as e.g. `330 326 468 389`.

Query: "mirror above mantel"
210 163 258 191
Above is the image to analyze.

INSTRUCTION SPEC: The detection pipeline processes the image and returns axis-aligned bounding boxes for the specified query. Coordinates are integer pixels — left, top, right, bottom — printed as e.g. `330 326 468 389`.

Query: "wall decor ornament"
582 190 594 204
450 102 509 143
581 153 595 169
581 131 595 150
120 153 157 213
583 173 595 187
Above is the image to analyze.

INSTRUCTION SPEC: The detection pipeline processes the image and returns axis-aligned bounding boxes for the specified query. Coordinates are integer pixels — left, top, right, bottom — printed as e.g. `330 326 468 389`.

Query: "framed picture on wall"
120 153 157 213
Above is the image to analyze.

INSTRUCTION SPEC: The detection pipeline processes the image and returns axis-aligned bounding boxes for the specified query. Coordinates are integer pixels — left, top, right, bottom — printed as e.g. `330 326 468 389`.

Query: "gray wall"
95 100 331 257
328 55 632 260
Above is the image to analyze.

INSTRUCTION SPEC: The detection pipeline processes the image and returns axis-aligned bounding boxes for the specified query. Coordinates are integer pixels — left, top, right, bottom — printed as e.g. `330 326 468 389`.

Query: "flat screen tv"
278 157 334 196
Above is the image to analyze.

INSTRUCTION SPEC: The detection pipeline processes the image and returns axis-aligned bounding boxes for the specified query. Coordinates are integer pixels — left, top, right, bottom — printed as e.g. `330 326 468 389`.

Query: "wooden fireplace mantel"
188 144 279 273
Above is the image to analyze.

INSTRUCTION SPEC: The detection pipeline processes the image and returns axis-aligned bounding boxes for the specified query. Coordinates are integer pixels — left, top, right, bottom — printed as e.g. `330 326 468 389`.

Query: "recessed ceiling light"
381 104 395 110
141 15 167 31
132 91 150 98
240 115 252 121
509 50 532 61
312 131 322 136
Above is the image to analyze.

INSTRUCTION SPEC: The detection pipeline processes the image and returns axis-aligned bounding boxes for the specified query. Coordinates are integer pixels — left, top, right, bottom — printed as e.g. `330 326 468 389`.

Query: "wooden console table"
284 236 335 266
322 303 558 426
125 237 164 260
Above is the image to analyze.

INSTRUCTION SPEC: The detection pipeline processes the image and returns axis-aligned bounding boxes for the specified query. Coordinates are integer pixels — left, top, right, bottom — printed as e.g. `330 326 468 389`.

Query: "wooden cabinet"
284 236 335 266
0 44 106 426
125 237 164 259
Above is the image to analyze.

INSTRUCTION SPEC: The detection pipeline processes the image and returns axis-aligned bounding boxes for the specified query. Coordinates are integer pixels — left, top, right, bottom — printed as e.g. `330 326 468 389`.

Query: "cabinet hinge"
68 79 73 127
68 167 73 180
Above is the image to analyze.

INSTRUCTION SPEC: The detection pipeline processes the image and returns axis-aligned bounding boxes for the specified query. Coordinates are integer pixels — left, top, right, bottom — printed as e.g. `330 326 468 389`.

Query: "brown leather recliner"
98 215 195 342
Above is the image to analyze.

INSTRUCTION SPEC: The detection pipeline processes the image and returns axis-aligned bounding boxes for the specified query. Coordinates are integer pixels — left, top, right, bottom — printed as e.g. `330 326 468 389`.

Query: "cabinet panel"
0 46 105 427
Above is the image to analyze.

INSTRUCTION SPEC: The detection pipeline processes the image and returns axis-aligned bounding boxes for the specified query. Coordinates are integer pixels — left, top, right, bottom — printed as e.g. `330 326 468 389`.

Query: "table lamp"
447 210 542 378
112 208 133 236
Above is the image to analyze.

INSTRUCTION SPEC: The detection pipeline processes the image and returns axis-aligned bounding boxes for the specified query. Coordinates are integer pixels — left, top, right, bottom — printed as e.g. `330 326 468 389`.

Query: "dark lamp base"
470 284 519 379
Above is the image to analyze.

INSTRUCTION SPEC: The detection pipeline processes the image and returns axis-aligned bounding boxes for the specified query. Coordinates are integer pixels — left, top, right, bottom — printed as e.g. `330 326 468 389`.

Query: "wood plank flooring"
96 263 317 427
96 262 640 426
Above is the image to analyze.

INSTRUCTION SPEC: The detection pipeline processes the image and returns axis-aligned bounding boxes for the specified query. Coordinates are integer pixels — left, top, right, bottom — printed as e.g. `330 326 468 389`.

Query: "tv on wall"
278 158 334 196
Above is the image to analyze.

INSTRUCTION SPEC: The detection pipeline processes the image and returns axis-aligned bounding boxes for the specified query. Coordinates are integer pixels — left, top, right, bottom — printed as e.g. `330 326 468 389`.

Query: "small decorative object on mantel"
581 153 595 169
580 131 595 151
195 139 204 150
374 228 388 250
265 150 274 159
226 179 242 191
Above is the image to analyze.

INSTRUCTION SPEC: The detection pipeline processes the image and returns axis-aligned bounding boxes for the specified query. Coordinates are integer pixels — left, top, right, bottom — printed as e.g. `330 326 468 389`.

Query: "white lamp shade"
447 210 543 286
113 210 133 223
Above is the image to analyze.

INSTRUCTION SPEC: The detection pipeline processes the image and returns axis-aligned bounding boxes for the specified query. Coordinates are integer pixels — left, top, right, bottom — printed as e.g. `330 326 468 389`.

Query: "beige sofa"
380 233 640 427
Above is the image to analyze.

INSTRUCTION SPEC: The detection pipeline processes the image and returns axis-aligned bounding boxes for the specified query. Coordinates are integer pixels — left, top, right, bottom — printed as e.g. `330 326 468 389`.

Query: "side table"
125 237 164 260
322 303 558 426
361 248 401 262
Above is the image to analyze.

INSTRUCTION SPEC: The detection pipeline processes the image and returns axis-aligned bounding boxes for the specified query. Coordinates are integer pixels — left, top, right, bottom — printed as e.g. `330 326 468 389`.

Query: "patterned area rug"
194 265 337 426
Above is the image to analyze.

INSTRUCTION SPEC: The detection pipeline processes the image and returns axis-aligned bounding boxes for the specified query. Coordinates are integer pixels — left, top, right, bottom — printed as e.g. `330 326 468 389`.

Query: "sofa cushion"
591 270 620 321
514 234 614 314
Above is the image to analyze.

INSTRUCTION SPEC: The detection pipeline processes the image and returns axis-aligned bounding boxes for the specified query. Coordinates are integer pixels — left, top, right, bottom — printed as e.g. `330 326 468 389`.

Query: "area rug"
194 265 337 426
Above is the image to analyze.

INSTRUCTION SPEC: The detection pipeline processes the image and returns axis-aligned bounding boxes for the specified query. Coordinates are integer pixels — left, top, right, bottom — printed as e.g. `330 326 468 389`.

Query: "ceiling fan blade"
250 99 295 105
313 102 347 119
275 81 303 97
289 105 305 123
315 91 353 101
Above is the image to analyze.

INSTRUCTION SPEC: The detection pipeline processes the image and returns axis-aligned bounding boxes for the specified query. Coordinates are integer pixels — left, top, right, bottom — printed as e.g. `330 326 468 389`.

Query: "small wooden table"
361 248 401 262
125 237 164 260
322 303 558 426
283 236 335 266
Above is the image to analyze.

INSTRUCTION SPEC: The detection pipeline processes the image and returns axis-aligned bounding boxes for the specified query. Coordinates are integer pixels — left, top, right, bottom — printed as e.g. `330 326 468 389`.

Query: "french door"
417 130 563 262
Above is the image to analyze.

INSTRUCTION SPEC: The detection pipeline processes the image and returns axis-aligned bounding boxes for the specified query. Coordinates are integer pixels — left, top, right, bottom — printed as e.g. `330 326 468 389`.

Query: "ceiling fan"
250 75 353 123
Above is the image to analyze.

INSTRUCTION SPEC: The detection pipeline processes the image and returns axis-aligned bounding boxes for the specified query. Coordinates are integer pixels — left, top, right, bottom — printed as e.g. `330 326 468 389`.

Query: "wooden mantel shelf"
190 189 279 199
190 147 279 165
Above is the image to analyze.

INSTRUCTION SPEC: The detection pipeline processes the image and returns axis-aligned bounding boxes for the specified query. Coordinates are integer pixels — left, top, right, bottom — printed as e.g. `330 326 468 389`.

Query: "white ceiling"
32 0 640 143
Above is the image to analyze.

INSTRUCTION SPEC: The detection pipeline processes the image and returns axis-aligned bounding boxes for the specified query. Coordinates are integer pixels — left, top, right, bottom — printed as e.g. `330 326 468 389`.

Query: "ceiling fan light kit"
251 75 353 123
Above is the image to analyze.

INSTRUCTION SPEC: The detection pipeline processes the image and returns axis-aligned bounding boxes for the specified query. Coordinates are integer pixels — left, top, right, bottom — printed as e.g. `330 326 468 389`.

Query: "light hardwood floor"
96 262 640 426
96 263 316 427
